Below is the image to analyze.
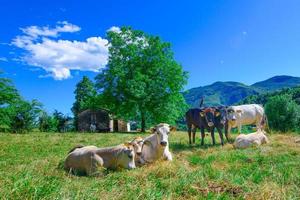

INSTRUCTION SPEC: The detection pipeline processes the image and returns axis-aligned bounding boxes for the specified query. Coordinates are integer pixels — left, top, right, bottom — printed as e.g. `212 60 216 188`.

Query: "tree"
38 111 58 132
0 72 21 130
8 99 43 133
53 110 73 132
265 94 300 132
0 72 20 106
96 27 188 132
72 76 97 130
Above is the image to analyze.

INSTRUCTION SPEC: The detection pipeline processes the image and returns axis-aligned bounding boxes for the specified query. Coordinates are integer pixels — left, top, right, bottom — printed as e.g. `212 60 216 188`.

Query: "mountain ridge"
184 75 300 107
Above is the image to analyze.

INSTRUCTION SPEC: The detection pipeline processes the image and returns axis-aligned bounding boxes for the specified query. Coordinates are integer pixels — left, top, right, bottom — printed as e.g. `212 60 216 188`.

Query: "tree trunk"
141 111 146 132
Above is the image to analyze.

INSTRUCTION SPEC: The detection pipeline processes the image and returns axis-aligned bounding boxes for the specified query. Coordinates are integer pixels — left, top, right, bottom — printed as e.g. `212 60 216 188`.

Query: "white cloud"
0 57 8 62
107 26 121 33
12 22 110 80
20 21 80 39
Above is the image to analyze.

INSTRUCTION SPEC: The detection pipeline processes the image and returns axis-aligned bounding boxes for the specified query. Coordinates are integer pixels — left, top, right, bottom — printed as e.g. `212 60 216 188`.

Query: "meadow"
0 131 299 200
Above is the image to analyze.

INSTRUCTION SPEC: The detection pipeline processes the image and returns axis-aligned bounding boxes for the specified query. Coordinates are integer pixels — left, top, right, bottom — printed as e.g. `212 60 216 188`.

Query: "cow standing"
205 106 230 145
227 104 265 135
185 108 211 145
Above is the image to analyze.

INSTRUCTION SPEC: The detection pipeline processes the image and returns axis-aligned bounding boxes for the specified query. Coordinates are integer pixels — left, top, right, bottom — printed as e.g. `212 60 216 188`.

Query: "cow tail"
262 114 270 133
199 97 204 108
68 144 85 154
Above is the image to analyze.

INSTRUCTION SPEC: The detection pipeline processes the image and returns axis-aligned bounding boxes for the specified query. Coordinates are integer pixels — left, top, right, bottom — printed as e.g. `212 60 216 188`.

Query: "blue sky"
1 0 300 114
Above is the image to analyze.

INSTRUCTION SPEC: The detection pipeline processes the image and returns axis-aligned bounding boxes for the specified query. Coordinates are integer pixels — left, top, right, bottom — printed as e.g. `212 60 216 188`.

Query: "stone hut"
77 109 130 132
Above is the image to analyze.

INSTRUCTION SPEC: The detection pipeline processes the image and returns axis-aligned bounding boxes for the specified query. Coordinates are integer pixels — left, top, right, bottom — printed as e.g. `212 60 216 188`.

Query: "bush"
8 100 42 133
265 94 300 132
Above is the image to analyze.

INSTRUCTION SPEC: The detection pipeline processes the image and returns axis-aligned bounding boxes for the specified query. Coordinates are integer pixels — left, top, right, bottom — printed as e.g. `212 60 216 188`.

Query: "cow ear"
150 127 156 133
123 142 131 147
170 126 176 132
236 110 243 113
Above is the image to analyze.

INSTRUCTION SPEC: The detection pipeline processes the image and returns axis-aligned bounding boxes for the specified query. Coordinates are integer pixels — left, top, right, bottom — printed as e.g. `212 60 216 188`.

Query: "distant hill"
184 75 300 107
251 75 300 92
239 86 300 105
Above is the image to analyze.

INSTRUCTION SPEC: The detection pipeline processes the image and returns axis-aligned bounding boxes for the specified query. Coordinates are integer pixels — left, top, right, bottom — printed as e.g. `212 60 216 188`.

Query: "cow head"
119 143 136 169
215 106 228 125
226 106 242 126
130 137 144 157
202 107 215 127
151 123 176 147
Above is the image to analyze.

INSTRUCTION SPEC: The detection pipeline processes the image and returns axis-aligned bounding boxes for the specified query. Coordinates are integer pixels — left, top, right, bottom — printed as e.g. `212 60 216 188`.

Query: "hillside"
252 75 300 92
183 82 259 107
184 75 300 107
239 86 300 105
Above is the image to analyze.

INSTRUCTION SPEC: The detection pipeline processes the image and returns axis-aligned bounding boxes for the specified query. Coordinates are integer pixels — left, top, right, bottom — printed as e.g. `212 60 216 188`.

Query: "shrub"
265 94 300 132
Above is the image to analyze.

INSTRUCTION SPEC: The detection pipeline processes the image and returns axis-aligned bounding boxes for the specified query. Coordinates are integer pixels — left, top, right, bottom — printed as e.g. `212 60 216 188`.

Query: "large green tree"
0 72 20 130
96 27 188 132
1 71 43 133
72 76 97 130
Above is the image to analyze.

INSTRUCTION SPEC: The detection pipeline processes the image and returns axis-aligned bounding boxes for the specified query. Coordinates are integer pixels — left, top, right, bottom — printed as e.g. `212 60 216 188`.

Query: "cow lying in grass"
64 143 136 176
129 137 145 166
141 123 175 163
233 130 269 149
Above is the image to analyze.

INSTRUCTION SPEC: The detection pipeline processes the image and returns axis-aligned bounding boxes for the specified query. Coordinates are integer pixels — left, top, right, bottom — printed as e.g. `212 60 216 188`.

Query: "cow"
185 108 210 145
140 123 175 163
233 130 269 149
64 143 136 176
226 104 265 135
129 137 145 166
204 106 230 145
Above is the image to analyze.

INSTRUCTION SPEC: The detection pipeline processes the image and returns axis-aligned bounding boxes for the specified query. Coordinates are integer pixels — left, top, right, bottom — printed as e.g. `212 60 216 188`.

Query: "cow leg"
192 127 196 144
226 124 231 142
257 117 262 131
217 127 224 146
200 128 205 146
187 125 192 145
211 128 216 145
238 123 242 134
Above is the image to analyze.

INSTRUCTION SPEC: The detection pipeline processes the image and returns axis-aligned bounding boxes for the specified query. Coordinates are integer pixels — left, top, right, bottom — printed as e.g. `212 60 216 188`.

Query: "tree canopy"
72 76 97 130
95 27 188 131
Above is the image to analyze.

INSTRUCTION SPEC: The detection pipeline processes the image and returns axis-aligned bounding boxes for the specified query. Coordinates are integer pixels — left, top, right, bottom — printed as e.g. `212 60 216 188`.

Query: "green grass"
0 132 299 199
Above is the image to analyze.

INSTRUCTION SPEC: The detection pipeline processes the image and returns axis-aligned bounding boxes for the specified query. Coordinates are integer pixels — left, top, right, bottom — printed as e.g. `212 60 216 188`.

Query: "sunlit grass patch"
0 131 299 199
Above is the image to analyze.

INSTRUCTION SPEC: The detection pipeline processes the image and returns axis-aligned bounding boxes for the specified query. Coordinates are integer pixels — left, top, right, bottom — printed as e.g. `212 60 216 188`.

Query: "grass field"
0 131 299 200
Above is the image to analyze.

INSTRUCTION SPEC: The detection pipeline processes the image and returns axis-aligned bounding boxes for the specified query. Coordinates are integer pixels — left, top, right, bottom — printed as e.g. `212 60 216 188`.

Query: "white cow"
227 104 265 135
64 143 136 176
141 123 175 163
233 130 269 149
129 137 145 166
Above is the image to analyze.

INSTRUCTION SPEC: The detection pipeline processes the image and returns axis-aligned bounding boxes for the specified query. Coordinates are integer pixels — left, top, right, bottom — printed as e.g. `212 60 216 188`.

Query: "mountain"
184 75 300 107
251 75 300 92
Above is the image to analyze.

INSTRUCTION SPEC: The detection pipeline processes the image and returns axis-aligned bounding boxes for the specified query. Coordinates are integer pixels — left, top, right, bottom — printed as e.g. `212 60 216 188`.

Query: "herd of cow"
64 103 269 176
64 123 175 176
186 102 268 146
